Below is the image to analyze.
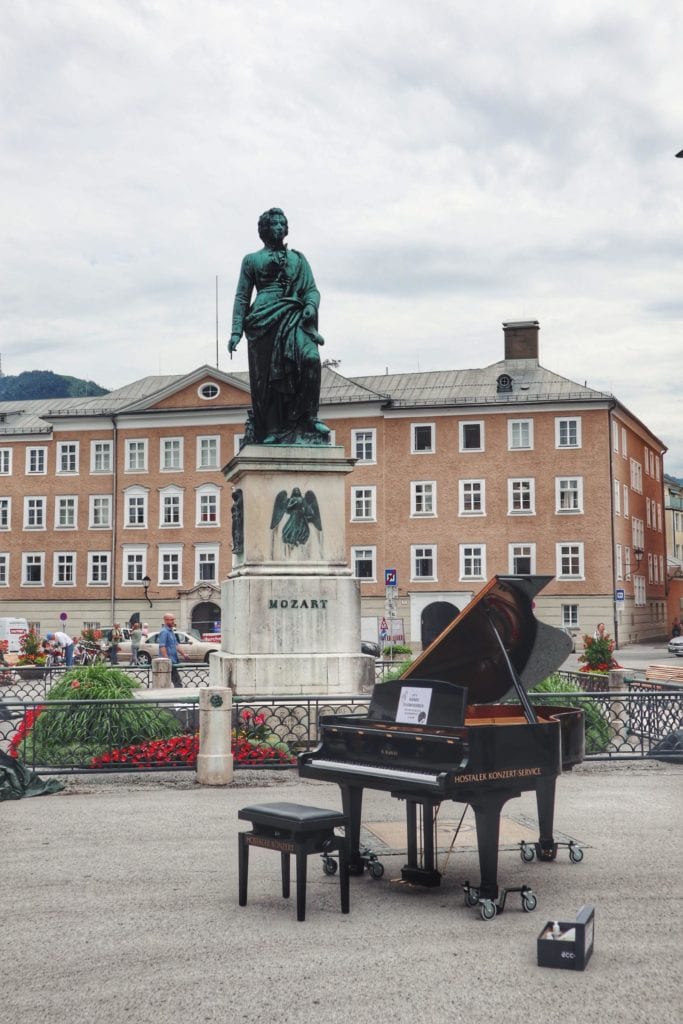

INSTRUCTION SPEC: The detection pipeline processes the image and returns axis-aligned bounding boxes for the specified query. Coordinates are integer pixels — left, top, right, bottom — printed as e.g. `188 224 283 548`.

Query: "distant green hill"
0 370 109 402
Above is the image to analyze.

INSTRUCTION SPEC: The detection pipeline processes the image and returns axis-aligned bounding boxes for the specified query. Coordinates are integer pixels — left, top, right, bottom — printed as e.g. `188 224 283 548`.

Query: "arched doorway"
421 601 459 650
191 601 221 639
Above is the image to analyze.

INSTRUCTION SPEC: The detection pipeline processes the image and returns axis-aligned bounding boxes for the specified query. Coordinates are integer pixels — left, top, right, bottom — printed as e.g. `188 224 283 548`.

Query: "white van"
0 617 29 654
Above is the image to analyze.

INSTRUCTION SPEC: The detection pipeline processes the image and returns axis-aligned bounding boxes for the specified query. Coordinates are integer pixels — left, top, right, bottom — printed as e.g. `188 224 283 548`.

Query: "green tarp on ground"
0 750 65 801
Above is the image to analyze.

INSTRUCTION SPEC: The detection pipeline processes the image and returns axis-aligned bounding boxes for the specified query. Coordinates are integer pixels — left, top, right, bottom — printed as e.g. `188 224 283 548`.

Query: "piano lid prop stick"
485 606 537 726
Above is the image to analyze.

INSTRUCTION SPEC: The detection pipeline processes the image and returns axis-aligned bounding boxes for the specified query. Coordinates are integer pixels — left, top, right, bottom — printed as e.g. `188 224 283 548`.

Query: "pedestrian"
157 613 188 688
130 621 142 665
141 622 149 639
109 624 123 665
46 631 75 667
672 618 681 638
593 622 607 641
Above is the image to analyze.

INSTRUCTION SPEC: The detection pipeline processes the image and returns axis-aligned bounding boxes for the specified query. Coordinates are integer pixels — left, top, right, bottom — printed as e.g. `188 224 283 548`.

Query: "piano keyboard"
305 758 444 788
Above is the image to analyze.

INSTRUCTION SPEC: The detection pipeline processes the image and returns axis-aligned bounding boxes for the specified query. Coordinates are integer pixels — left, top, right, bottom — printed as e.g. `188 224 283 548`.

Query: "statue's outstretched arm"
229 256 255 351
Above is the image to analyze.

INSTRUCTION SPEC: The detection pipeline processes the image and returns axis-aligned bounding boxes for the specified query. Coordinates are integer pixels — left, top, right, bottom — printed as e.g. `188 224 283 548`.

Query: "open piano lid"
401 575 572 705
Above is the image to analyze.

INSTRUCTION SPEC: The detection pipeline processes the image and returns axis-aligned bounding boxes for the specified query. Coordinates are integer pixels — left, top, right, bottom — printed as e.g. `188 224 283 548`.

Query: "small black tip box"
537 904 595 971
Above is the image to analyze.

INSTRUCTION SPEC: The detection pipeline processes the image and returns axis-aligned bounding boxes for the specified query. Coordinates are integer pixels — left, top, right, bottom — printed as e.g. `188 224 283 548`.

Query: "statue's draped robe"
232 246 322 443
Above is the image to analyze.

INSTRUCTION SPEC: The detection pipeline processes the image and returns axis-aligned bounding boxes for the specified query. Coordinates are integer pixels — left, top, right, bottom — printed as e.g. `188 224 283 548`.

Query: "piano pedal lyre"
519 839 585 864
463 882 537 921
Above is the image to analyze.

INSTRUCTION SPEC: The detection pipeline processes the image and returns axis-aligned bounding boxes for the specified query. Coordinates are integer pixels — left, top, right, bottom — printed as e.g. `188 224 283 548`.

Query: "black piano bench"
237 802 350 922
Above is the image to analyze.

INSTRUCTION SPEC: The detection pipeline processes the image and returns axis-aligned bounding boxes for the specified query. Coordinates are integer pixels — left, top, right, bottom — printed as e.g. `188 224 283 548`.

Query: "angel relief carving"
270 487 322 549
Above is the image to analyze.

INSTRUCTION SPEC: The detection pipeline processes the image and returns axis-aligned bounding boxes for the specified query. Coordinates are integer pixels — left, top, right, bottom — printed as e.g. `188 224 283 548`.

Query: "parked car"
667 636 683 657
117 630 220 665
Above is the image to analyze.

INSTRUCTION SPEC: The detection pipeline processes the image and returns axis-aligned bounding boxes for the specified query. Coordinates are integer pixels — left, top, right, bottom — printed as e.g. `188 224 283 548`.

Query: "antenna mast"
215 275 219 369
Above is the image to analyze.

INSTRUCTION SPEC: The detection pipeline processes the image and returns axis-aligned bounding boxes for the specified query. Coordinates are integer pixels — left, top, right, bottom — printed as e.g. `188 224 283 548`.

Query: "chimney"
503 321 539 361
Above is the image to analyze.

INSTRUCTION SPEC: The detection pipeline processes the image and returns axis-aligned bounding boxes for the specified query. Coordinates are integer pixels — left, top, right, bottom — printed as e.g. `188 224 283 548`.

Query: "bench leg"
338 840 350 915
280 851 290 899
296 849 307 922
238 832 249 907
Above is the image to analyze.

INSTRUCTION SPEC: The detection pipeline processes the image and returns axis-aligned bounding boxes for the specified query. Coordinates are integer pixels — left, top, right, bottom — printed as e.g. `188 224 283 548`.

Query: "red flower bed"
9 705 44 758
89 732 296 769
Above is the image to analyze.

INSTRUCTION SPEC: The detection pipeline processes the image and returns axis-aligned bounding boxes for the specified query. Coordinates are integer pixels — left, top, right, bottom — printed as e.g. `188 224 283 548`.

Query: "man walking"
46 631 75 667
157 613 187 688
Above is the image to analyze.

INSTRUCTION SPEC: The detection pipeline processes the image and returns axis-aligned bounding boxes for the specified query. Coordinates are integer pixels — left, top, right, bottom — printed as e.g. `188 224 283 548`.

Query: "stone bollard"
608 669 627 692
152 657 172 688
196 687 234 786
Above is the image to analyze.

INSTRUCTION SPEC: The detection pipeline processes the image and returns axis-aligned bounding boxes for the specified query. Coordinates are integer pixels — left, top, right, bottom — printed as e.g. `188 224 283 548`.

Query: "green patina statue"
229 208 331 446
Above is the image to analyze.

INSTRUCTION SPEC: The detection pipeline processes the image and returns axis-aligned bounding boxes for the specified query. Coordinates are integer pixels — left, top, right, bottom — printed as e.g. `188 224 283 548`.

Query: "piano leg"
470 793 511 902
340 784 366 875
535 776 559 860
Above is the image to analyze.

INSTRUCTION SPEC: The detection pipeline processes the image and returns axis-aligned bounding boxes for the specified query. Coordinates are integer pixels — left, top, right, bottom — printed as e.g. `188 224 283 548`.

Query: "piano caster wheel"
463 885 480 908
321 856 338 876
368 860 385 879
520 842 536 863
480 900 497 921
568 842 584 864
521 891 537 913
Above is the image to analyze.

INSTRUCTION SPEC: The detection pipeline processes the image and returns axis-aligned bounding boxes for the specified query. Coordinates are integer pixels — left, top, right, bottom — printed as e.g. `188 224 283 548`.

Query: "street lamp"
633 547 644 567
142 574 153 608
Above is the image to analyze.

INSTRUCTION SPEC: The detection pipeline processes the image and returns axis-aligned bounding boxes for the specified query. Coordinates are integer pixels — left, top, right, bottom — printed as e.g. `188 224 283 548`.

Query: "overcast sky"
2 1 682 473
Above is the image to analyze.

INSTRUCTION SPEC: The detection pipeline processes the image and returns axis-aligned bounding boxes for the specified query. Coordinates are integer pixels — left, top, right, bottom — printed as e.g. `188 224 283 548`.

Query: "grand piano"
299 575 585 919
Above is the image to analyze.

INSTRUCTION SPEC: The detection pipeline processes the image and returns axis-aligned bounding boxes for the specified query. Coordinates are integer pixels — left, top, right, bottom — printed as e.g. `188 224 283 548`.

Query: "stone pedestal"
196 687 234 786
219 445 374 696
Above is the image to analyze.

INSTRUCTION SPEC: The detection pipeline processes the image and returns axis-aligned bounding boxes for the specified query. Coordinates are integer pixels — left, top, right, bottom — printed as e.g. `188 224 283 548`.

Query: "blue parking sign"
384 568 397 587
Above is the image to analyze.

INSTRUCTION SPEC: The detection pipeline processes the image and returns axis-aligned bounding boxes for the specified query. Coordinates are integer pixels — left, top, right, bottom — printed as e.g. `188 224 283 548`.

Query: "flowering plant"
16 630 47 666
9 705 45 758
80 627 102 646
90 730 296 768
579 633 620 674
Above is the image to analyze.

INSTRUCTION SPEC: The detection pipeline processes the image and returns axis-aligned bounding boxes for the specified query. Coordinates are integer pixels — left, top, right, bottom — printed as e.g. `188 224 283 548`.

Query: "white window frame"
90 440 113 474
623 485 629 518
53 551 76 587
124 486 149 528
411 423 435 454
158 544 183 586
351 546 376 581
411 481 436 517
89 495 112 530
122 546 147 585
125 439 148 473
459 421 484 452
508 478 535 515
351 486 377 522
24 496 46 530
195 544 219 584
197 435 220 470
621 427 627 458
161 437 184 472
562 604 579 629
556 542 585 580
160 485 184 528
57 441 79 474
555 476 584 514
616 544 623 581
612 421 619 453
196 484 220 527
88 551 111 586
0 448 11 475
508 419 533 450
459 479 485 516
26 446 47 475
634 575 646 607
0 552 8 587
352 428 376 464
411 544 437 581
508 543 536 575
0 497 10 531
460 543 486 580
613 479 620 515
55 495 78 529
555 417 582 449
22 552 45 586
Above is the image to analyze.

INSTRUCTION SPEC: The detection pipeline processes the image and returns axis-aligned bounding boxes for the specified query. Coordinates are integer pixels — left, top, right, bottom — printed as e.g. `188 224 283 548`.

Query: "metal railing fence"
0 662 211 701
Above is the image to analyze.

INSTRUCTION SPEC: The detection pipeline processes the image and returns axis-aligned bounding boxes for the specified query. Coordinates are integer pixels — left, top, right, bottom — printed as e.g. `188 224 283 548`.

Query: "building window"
556 543 584 579
161 438 183 471
634 575 646 607
352 547 376 580
411 481 436 516
24 497 46 529
125 489 148 528
624 547 632 580
621 428 627 458
630 459 643 493
460 544 485 579
90 441 113 473
159 546 182 585
509 543 535 575
0 448 11 474
459 480 485 515
57 441 79 474
22 553 44 586
0 498 10 530
161 487 183 527
613 479 620 515
0 553 8 586
411 424 434 453
412 545 436 581
562 604 579 629
56 496 77 529
197 436 219 469
89 495 112 529
460 421 484 452
351 487 376 521
612 421 619 453
508 478 535 515
88 552 110 586
54 552 75 586
632 517 645 549
198 382 220 400
196 546 218 583
352 429 376 463
197 485 220 526
623 485 629 518
616 544 623 580
508 419 533 450
555 417 581 448
26 447 47 474
123 548 146 584
556 477 583 513
126 439 148 472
